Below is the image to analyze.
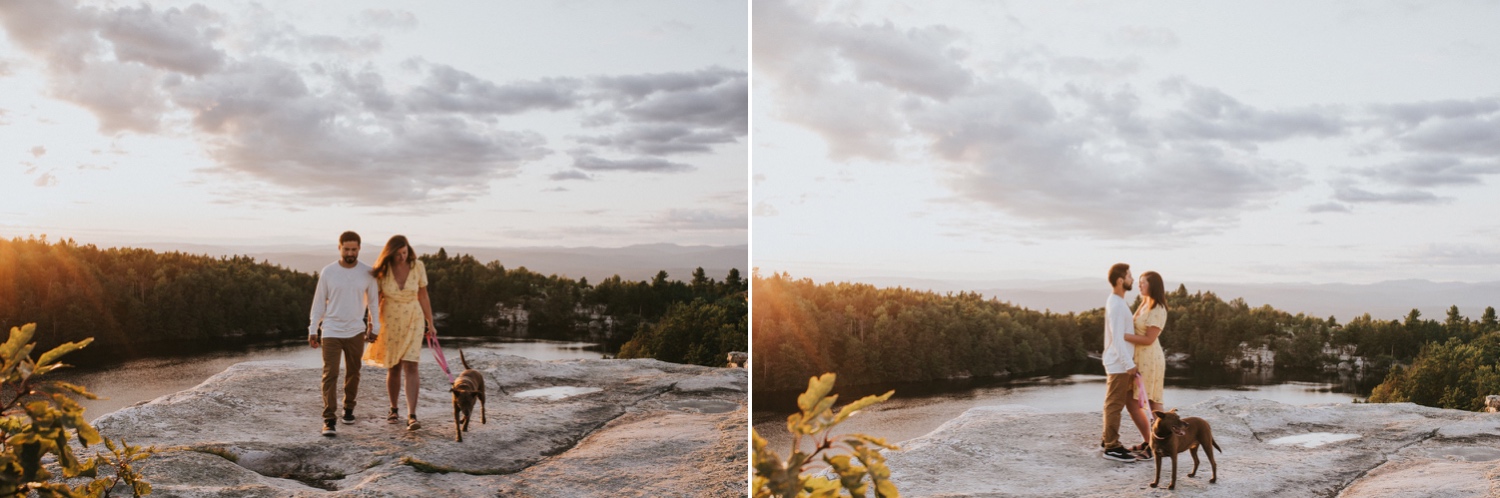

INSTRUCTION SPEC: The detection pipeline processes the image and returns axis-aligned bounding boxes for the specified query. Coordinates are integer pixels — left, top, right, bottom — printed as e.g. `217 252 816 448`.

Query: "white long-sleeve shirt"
308 261 381 339
1101 293 1136 374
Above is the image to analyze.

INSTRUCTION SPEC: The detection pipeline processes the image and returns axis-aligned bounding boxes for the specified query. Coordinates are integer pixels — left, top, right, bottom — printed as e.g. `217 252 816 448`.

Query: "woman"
363 235 437 431
1122 270 1167 457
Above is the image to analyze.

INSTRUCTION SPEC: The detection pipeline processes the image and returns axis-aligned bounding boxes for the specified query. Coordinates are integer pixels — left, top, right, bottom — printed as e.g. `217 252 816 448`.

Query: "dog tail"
460 348 472 370
1212 438 1223 453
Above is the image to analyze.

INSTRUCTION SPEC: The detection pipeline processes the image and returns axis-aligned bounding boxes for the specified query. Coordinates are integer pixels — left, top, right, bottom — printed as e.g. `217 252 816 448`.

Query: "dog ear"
1169 408 1178 414
1152 410 1166 419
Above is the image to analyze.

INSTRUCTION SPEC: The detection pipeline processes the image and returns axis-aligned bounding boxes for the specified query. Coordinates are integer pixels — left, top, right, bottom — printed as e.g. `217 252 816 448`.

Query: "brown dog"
450 349 486 443
1149 409 1222 490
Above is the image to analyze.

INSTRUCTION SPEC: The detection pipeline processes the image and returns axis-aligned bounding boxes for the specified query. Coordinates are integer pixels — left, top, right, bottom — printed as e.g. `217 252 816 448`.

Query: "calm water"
752 364 1379 459
51 337 604 421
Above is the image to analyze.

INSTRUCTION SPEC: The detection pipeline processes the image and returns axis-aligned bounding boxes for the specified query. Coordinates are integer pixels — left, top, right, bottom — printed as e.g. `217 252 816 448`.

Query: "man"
309 231 381 437
1100 262 1139 462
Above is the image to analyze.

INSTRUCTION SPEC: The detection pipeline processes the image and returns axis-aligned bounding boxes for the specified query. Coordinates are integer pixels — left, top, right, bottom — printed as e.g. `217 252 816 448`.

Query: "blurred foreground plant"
752 373 899 498
1 323 154 497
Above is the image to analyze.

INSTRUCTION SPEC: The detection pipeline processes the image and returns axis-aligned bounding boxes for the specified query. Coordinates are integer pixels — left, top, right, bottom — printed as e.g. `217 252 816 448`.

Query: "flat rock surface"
873 397 1500 498
91 351 747 497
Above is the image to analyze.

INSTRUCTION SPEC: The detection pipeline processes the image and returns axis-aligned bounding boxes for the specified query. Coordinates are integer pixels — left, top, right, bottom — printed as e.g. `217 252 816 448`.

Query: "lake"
752 363 1381 459
51 337 605 421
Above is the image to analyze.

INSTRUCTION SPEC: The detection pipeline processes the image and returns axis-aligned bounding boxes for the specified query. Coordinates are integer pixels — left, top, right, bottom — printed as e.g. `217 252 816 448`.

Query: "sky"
1 0 747 251
752 0 1500 285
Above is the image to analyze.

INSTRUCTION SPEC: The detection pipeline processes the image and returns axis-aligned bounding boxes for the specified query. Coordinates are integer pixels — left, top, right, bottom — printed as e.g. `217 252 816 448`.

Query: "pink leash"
426 332 454 383
1136 372 1153 427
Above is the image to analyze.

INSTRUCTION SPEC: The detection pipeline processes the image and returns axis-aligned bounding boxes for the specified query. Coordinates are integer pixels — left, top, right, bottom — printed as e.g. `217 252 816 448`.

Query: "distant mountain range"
131 242 747 283
849 276 1500 323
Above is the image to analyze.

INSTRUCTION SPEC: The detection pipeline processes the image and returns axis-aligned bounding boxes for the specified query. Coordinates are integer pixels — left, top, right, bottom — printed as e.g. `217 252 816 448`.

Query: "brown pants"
321 336 365 421
1100 372 1136 449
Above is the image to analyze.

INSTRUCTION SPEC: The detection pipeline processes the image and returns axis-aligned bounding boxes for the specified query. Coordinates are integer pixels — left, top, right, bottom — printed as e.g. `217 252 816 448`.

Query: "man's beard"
342 256 358 265
1123 282 1133 291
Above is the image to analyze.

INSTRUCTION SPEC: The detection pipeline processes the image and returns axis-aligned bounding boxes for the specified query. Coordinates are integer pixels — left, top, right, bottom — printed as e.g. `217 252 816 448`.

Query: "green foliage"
0 237 316 358
752 374 899 498
752 273 1497 393
0 323 155 497
616 297 747 367
1369 333 1500 411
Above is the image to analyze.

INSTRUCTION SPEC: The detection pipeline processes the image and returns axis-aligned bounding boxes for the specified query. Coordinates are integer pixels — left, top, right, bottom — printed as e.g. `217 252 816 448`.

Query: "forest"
0 236 745 367
751 272 1500 411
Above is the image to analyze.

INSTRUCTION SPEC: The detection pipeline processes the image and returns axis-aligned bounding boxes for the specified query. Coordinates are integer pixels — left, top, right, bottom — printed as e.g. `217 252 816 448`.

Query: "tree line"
752 272 1500 411
0 236 746 368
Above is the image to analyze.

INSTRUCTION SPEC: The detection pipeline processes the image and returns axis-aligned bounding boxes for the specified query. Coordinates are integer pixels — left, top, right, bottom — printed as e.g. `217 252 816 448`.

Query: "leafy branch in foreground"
0 323 155 497
752 373 899 498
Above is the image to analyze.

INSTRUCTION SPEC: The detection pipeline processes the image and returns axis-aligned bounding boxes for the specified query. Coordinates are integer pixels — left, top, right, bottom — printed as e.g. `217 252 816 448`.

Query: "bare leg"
386 366 401 412
1126 395 1151 445
402 361 420 417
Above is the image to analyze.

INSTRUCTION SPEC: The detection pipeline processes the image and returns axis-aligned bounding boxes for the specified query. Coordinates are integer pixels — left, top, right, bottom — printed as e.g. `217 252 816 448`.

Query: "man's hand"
365 332 377 343
309 335 320 348
1126 366 1139 377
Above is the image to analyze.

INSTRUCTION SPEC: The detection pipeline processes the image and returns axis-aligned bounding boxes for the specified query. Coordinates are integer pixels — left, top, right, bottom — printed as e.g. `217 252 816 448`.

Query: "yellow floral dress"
363 260 427 368
1133 304 1168 404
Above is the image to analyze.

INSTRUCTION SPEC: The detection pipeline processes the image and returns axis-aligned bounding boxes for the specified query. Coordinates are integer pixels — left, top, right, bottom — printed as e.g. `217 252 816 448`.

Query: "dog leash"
426 332 455 383
1136 372 1153 427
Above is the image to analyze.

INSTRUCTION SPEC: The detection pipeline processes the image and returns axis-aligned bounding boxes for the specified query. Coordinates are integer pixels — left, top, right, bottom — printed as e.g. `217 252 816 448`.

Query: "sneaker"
321 419 337 437
342 408 355 424
1102 446 1135 462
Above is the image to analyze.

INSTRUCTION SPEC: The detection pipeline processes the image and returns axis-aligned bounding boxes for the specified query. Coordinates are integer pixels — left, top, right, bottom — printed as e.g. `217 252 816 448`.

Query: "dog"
1148 409 1222 490
450 349 486 443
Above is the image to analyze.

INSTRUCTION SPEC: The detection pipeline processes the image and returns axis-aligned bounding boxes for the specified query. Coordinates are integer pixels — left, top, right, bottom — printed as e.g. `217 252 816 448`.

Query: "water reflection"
52 337 604 421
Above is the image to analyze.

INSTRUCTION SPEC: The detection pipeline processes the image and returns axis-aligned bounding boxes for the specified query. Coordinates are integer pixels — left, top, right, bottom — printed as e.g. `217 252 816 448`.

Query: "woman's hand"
425 323 437 339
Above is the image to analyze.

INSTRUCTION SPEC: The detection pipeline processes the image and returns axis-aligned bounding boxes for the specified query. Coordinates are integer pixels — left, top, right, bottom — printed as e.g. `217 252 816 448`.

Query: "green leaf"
36 339 92 369
833 390 894 425
797 373 836 413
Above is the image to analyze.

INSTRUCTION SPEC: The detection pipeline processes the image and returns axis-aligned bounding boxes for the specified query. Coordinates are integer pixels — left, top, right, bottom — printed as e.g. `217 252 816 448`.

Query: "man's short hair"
1107 263 1130 287
339 231 361 245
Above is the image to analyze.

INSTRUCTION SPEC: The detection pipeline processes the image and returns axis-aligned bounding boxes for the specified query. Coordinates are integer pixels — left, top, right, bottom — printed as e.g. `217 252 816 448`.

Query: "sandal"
387 407 399 424
407 415 421 431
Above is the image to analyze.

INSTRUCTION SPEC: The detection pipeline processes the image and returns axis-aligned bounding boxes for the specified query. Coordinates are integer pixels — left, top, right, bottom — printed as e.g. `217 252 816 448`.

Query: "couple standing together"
1100 263 1171 462
308 231 437 437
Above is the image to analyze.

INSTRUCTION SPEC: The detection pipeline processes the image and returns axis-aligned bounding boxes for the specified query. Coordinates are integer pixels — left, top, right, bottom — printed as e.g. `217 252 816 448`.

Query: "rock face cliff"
91 351 747 497
876 397 1499 497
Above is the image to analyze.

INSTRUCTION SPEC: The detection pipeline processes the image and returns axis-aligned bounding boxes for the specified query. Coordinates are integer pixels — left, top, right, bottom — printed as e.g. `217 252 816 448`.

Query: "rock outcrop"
91 351 747 497
878 397 1500 497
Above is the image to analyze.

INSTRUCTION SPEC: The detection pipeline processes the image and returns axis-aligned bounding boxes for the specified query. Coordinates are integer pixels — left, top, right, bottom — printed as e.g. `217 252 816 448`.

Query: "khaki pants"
1100 373 1136 449
321 336 365 421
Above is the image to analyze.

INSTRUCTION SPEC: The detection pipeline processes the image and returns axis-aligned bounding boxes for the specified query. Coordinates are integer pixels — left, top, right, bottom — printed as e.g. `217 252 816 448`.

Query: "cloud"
29 146 45 157
1158 82 1347 145
100 4 225 75
0 0 744 206
1107 26 1180 50
1307 202 1351 213
1333 184 1445 204
572 154 694 174
1355 156 1500 188
591 67 747 134
654 208 746 230
406 63 582 115
1405 244 1500 266
33 172 57 187
356 9 417 31
549 170 592 181
576 123 737 155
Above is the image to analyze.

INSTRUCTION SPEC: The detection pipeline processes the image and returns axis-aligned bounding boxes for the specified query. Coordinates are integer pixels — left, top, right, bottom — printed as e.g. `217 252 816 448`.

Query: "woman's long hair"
1142 271 1168 311
371 235 415 280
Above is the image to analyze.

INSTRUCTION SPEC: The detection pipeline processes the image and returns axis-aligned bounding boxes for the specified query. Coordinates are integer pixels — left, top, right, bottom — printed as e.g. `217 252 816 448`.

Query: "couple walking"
1100 263 1170 462
308 231 437 437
